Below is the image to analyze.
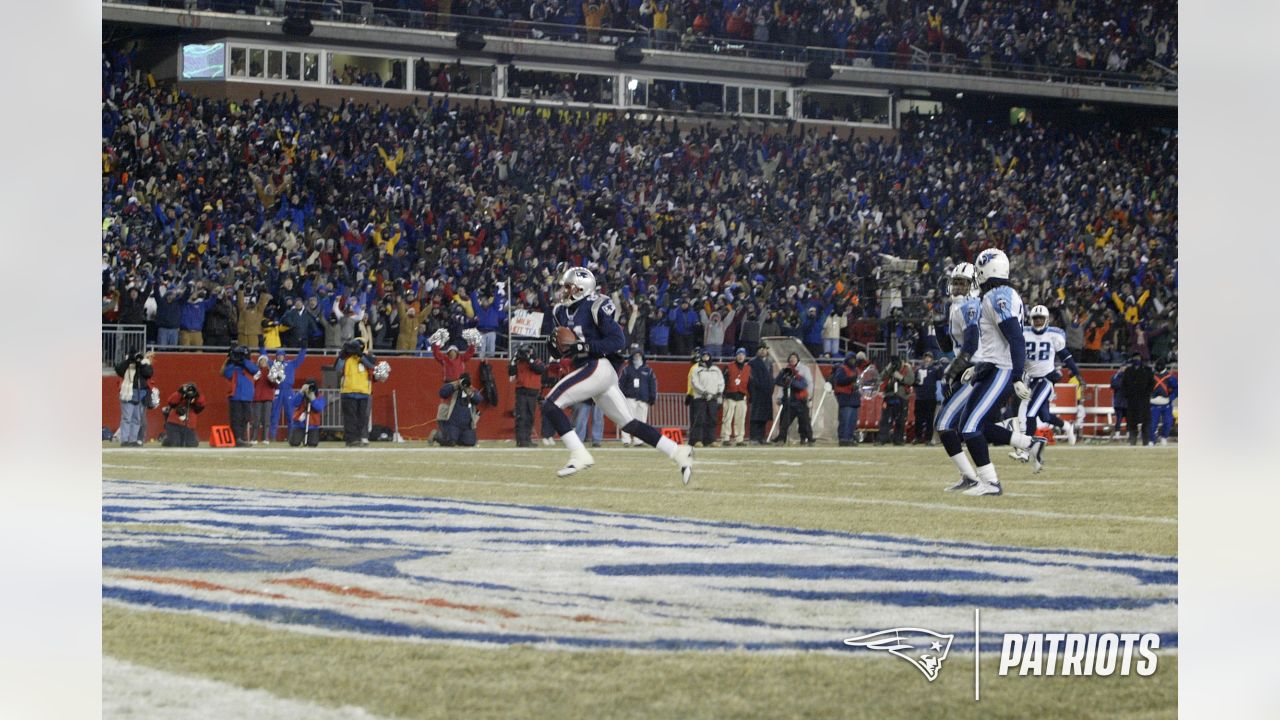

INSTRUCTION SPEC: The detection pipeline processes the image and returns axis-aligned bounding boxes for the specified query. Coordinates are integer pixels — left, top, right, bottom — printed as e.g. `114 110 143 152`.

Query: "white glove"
960 366 975 385
1013 380 1031 400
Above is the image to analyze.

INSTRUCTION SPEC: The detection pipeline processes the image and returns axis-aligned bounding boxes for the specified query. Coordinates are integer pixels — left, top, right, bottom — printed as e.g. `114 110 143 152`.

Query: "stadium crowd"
101 46 1177 365
138 0 1176 81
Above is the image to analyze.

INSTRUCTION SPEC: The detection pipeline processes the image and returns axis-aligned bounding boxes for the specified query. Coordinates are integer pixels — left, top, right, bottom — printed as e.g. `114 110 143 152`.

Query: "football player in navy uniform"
940 249 1048 496
543 267 694 483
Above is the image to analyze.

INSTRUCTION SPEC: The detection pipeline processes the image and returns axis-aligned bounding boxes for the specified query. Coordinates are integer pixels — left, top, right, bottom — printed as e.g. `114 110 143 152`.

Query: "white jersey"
971 285 1025 370
948 296 980 351
1023 326 1067 378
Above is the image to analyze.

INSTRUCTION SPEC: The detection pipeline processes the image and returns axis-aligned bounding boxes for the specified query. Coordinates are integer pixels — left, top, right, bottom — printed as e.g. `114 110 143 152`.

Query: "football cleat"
1009 448 1029 462
964 481 1004 496
945 476 979 493
1028 436 1047 473
556 449 595 477
673 444 693 485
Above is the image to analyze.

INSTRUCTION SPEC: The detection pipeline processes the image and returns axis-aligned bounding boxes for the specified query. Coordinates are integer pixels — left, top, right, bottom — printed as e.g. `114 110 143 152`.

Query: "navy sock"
963 431 992 466
939 430 964 457
542 399 573 436
983 423 1013 446
621 420 662 447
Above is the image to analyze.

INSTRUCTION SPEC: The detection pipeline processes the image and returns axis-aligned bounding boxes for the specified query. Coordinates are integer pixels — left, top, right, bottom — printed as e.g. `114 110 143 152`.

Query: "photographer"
772 353 814 445
831 351 869 447
222 345 257 447
160 383 205 447
114 350 154 447
288 379 326 447
509 343 545 448
436 375 480 447
335 337 377 447
877 355 915 446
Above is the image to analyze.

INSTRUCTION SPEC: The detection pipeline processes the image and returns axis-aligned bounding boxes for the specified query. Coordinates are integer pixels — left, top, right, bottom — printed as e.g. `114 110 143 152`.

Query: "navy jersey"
552 294 628 369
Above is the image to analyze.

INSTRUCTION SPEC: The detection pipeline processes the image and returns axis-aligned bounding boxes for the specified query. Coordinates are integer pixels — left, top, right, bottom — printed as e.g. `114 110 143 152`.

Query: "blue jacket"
180 295 216 331
287 392 327 430
800 310 825 346
471 291 507 332
620 362 658 404
671 306 699 335
648 319 670 347
223 359 258 401
155 293 182 329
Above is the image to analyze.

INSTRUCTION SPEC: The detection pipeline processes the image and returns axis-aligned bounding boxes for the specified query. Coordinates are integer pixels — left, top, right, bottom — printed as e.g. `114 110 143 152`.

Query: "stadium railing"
114 0 1176 92
102 324 148 368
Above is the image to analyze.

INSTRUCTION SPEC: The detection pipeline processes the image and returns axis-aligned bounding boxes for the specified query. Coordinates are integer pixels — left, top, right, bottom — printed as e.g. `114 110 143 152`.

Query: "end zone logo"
999 633 1160 677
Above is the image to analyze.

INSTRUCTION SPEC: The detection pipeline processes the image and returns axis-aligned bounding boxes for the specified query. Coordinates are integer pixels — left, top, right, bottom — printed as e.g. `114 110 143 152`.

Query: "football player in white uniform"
932 263 983 491
940 248 1048 496
543 267 694 484
1009 305 1084 460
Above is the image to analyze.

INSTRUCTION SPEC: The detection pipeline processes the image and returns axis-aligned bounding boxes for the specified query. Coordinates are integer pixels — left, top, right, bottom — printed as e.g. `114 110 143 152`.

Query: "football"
554 326 579 353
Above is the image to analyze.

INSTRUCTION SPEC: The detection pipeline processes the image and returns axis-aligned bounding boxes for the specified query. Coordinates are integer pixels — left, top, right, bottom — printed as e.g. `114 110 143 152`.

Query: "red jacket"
724 361 751 400
253 367 276 402
431 343 475 381
161 390 205 429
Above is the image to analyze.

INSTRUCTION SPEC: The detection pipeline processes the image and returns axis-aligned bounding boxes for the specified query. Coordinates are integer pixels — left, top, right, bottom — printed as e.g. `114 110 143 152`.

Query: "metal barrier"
649 392 690 431
102 325 148 367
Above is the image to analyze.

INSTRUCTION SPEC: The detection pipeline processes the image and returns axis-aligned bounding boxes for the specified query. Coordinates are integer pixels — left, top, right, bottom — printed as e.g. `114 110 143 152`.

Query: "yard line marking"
106 471 1173 526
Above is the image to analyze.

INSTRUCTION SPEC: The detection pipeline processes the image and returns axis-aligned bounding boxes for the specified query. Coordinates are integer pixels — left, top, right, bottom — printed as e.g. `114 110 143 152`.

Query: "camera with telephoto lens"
515 344 533 361
180 383 199 400
341 338 365 357
227 345 249 363
301 379 319 399
458 375 471 389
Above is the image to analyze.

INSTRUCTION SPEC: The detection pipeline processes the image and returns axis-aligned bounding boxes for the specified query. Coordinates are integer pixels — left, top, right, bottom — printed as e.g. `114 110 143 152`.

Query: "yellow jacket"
339 355 373 396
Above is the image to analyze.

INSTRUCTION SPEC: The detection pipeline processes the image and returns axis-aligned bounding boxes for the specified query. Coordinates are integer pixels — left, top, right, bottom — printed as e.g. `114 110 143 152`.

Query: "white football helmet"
560 266 597 303
373 361 391 382
1028 304 1050 331
948 262 977 299
974 248 1010 285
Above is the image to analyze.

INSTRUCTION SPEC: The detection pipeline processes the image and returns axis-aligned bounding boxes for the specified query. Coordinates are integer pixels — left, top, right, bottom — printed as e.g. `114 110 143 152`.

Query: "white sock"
949 452 977 480
562 430 586 454
656 436 679 459
1010 432 1033 449
975 463 1000 486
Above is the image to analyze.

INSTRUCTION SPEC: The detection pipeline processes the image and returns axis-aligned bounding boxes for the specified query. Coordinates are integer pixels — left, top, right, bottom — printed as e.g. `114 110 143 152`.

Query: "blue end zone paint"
589 563 1028 584
103 544 446 577
104 479 1177 565
727 588 1175 612
103 479 1177 653
102 585 1180 653
893 549 1178 586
